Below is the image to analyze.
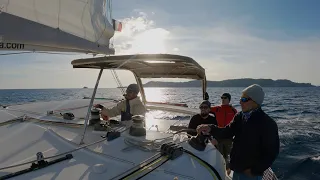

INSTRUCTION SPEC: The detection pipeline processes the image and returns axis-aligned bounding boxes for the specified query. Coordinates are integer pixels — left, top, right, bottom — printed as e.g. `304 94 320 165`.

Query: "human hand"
93 104 99 108
196 124 211 134
101 114 109 121
226 168 231 175
93 104 103 109
210 138 218 145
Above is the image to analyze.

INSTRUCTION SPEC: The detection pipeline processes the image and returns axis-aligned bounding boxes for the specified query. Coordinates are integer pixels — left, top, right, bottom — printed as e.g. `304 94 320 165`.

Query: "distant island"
144 78 315 87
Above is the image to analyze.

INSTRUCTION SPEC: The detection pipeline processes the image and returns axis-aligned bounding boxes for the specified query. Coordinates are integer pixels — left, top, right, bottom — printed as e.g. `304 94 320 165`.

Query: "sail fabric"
0 0 116 54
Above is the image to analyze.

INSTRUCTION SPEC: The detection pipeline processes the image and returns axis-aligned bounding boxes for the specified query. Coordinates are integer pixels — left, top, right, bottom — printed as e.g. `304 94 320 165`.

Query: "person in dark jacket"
197 84 280 180
187 100 218 137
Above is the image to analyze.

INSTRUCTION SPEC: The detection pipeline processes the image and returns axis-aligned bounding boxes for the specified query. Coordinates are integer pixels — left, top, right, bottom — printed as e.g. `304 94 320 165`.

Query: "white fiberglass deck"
0 99 230 180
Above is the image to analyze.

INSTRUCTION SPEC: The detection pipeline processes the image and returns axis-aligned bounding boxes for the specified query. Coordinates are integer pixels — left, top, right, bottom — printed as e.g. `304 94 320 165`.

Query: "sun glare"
129 28 169 54
144 87 166 102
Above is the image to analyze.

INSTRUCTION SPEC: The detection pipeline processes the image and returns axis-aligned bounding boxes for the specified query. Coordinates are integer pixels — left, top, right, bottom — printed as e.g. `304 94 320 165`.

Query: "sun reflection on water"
144 110 192 132
144 87 167 102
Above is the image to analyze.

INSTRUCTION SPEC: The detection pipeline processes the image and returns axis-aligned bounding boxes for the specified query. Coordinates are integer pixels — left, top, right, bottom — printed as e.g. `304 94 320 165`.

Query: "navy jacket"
209 108 280 176
188 114 217 136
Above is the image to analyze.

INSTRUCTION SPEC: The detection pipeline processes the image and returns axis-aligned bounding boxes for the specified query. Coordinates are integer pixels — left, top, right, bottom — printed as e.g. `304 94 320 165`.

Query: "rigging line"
113 70 125 93
32 0 39 23
2 101 112 119
116 55 136 69
53 100 112 112
113 70 123 87
110 70 121 89
111 70 121 88
36 51 81 55
111 70 125 94
110 0 113 20
0 52 33 56
110 71 119 90
0 51 81 56
5 107 44 116
58 0 61 28
0 133 112 171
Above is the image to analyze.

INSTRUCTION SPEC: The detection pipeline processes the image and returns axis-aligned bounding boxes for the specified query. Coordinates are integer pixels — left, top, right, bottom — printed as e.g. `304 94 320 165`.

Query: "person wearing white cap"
94 84 146 121
197 84 280 180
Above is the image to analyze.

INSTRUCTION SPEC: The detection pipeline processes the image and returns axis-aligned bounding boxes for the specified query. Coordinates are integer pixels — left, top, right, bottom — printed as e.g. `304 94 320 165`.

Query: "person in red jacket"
210 93 237 175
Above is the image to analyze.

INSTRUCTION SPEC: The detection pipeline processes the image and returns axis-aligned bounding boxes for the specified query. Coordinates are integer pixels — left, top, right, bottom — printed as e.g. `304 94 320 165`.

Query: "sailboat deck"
0 99 229 180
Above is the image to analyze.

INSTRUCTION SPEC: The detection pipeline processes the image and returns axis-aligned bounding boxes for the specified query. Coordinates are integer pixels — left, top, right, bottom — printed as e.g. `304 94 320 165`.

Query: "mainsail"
0 0 119 55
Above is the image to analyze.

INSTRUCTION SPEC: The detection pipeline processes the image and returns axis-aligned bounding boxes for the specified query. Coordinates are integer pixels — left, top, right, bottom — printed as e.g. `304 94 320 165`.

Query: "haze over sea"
0 87 319 179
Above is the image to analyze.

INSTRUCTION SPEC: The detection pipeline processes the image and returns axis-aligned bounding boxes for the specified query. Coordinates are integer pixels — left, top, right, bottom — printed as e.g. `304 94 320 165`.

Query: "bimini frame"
71 54 207 144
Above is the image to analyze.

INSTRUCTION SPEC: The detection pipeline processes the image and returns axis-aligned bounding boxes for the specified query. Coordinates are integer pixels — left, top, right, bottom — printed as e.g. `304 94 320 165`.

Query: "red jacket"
211 105 237 127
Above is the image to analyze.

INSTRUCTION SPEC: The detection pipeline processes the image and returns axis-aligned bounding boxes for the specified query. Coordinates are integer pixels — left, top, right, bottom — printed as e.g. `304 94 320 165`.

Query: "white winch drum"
131 115 145 128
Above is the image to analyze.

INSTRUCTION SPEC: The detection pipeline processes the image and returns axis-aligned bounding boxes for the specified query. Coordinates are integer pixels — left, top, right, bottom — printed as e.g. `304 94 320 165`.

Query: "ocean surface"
0 87 319 180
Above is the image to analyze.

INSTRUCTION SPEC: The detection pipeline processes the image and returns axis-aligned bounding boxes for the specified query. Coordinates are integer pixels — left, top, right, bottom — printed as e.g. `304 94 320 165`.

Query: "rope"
0 115 83 129
122 129 194 152
1 100 113 122
26 117 83 128
123 137 167 152
2 108 74 121
0 116 25 127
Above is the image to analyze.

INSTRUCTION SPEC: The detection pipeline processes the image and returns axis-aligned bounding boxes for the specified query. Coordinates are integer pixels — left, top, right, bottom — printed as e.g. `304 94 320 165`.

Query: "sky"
1 0 320 89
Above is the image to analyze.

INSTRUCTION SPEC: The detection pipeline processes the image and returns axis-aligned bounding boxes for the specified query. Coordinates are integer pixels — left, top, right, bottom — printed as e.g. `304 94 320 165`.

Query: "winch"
60 112 75 120
89 108 101 125
129 115 146 136
188 133 210 151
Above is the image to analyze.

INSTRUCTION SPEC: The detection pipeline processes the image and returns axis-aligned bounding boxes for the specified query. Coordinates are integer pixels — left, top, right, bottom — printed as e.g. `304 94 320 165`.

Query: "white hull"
0 99 231 180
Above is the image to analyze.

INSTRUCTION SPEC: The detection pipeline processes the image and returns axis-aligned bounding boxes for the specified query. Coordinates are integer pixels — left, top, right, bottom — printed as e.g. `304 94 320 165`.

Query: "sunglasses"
240 97 251 102
200 106 209 109
221 96 228 99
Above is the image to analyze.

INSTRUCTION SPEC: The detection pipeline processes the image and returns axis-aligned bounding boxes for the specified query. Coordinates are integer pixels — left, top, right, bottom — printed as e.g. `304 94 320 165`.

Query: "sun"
129 28 169 54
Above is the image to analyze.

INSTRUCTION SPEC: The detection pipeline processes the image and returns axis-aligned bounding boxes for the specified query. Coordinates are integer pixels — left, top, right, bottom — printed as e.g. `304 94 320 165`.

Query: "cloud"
111 10 320 85
185 28 320 84
173 48 179 52
2 8 319 89
113 11 172 54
